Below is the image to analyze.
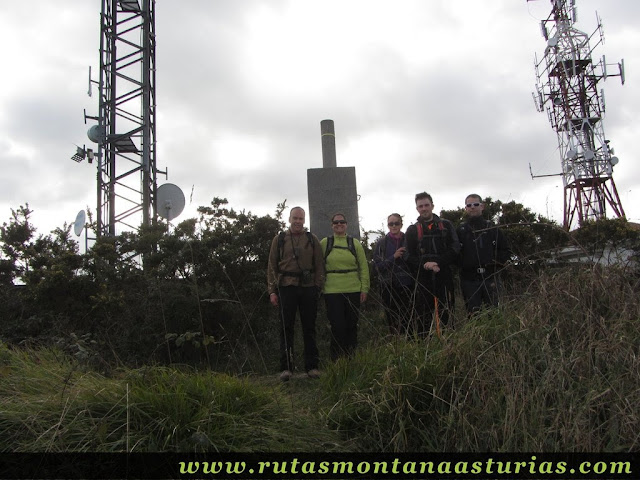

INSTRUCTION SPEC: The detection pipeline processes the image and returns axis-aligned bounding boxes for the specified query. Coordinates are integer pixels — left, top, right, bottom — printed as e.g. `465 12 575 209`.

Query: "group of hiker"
266 192 510 381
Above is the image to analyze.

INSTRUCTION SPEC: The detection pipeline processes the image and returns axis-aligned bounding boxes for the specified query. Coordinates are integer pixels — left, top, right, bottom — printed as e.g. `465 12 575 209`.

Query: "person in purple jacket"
372 213 414 335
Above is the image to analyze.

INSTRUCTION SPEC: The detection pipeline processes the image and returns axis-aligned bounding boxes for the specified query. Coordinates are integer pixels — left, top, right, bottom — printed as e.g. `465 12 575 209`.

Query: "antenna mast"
532 0 625 230
85 0 166 237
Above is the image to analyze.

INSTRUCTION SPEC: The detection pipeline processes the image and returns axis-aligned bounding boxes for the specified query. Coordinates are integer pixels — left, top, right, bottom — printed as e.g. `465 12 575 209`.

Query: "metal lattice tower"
84 0 165 237
532 0 625 230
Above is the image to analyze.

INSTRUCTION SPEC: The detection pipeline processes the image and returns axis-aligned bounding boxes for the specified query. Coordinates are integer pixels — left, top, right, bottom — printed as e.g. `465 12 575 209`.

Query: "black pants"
278 285 319 372
461 274 501 315
379 283 412 335
324 292 360 361
413 272 454 336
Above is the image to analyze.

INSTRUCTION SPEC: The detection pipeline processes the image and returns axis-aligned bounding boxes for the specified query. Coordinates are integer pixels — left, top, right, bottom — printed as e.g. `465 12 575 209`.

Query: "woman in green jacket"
321 213 370 360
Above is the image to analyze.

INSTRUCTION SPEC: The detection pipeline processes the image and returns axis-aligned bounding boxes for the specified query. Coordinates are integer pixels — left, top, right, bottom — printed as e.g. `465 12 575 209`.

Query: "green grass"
0 345 345 452
1 265 639 452
323 266 640 452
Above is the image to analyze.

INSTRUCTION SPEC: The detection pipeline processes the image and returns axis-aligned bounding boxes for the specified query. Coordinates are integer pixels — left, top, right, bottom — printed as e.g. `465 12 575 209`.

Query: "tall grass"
0 344 344 452
323 266 640 451
1 265 638 452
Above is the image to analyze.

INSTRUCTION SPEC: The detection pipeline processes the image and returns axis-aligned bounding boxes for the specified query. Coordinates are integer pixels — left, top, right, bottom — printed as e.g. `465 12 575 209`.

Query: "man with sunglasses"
457 194 511 316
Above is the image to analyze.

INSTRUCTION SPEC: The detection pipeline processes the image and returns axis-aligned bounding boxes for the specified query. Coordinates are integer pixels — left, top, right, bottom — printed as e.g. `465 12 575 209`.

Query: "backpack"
277 231 315 266
325 235 360 275
416 220 447 241
458 220 501 263
375 235 387 261
370 236 386 282
324 235 357 261
458 219 493 242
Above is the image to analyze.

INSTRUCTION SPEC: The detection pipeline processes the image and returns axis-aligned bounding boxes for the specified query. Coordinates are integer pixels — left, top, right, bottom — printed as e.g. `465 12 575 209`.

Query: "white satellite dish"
156 183 185 222
73 210 86 237
87 125 106 144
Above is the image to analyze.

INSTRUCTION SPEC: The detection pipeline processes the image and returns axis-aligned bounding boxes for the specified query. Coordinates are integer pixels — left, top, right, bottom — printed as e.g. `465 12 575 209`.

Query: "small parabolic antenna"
157 183 185 222
87 125 106 144
73 210 86 237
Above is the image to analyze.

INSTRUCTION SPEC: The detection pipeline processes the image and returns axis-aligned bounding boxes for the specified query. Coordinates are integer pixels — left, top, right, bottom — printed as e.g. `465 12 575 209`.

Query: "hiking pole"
432 270 441 338
434 296 441 338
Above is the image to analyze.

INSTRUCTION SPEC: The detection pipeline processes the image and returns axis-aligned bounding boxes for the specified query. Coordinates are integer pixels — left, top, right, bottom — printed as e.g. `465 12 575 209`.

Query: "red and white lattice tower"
531 0 625 230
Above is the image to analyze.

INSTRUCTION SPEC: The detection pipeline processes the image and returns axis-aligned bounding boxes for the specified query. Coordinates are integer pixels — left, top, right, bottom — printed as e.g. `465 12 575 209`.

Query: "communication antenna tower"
531 0 625 230
78 0 167 237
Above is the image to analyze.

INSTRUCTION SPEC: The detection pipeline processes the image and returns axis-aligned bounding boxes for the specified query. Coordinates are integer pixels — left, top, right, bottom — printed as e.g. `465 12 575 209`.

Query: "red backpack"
416 220 446 241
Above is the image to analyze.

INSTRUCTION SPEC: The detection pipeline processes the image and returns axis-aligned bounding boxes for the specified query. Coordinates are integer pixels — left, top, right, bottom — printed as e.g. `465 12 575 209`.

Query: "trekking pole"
432 270 441 338
434 296 441 338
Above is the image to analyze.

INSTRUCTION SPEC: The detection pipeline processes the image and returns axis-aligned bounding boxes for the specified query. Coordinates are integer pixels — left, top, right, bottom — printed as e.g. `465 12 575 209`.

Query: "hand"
360 292 368 304
393 247 406 259
269 293 279 307
423 261 440 273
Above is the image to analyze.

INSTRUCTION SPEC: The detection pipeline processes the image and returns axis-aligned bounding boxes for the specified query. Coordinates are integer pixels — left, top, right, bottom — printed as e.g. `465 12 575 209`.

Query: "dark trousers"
380 283 412 335
324 292 360 361
461 274 501 315
278 285 319 372
413 272 454 336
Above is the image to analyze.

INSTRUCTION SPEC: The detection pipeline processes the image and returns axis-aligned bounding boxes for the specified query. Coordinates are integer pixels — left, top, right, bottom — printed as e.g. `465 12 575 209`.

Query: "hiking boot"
307 369 320 379
279 370 292 382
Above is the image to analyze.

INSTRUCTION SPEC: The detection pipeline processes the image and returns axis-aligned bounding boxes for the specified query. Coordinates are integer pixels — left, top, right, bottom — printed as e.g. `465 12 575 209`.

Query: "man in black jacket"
405 192 460 335
457 194 511 316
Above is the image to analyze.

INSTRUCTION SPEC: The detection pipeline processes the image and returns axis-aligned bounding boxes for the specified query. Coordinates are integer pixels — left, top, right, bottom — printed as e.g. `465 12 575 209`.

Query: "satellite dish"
566 148 577 159
73 210 86 237
547 37 558 47
87 125 106 144
610 156 619 166
156 183 185 221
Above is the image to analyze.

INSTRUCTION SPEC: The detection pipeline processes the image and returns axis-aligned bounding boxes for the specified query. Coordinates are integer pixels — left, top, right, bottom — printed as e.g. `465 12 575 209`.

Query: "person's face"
464 197 484 218
416 198 434 221
331 215 347 235
387 215 403 235
289 208 305 234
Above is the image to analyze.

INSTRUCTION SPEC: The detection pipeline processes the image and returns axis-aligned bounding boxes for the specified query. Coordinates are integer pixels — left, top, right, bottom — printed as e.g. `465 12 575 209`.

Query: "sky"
1 0 639 245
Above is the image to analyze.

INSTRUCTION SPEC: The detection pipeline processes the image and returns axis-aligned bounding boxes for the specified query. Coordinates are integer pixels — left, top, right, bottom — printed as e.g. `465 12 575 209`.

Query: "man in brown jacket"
267 207 325 381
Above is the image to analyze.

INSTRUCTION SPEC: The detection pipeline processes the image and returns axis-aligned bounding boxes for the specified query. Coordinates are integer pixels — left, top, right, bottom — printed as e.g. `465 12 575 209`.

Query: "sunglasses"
388 222 402 227
332 220 347 225
465 202 482 208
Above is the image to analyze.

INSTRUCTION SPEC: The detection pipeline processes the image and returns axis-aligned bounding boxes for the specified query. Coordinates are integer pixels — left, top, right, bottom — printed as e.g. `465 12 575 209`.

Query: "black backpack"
324 235 357 261
277 231 315 265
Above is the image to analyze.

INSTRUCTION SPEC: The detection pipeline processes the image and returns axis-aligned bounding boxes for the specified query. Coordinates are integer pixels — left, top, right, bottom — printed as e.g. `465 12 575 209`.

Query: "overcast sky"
1 0 638 244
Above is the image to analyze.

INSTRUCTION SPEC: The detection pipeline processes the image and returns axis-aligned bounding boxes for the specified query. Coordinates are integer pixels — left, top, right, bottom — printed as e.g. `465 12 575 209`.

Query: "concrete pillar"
321 119 337 168
307 120 360 241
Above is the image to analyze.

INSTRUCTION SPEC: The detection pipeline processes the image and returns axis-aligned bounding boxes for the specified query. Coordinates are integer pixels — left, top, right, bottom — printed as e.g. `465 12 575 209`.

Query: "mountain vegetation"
0 198 638 452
